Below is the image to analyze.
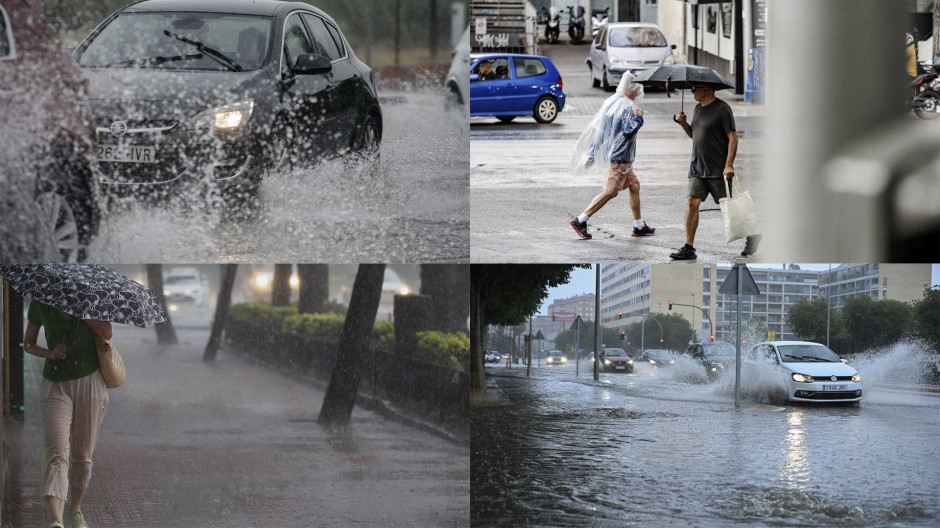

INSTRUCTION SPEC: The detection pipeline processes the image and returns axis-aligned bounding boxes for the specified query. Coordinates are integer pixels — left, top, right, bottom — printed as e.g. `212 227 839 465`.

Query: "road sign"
553 311 577 322
768 330 776 341
535 330 545 340
569 317 587 332
475 17 487 35
718 263 761 296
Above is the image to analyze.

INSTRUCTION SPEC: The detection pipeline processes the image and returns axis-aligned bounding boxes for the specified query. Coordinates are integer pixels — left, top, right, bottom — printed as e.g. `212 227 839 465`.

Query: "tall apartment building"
599 264 701 333
546 293 596 322
818 264 932 309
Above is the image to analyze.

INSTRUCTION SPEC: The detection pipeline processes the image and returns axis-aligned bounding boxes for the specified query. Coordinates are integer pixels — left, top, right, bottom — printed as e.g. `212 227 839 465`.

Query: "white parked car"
587 22 675 91
445 25 470 107
752 341 862 404
163 267 208 306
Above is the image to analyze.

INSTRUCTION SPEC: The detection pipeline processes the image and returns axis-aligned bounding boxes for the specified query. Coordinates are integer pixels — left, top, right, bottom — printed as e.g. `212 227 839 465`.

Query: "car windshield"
604 349 627 357
777 344 842 363
608 27 667 48
646 350 668 358
702 343 735 357
78 12 272 71
549 351 563 357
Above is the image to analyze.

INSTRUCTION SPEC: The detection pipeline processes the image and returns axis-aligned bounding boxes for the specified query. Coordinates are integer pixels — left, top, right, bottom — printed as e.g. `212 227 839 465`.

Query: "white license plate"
614 365 625 369
821 384 847 391
98 145 157 163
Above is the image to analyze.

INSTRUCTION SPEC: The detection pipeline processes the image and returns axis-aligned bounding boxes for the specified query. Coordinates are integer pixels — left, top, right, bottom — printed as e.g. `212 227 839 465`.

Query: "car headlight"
610 56 623 66
669 360 675 364
852 373 861 383
649 359 657 365
792 373 815 383
194 100 255 133
604 359 611 365
561 357 567 363
163 289 170 296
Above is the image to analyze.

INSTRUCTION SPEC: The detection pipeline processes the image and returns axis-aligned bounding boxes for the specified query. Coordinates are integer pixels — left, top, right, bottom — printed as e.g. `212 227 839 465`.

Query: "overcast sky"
537 264 940 316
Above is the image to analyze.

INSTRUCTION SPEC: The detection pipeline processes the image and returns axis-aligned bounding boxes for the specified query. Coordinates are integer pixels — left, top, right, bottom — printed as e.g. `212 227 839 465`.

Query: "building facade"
818 264 932 309
546 292 596 322
599 263 702 333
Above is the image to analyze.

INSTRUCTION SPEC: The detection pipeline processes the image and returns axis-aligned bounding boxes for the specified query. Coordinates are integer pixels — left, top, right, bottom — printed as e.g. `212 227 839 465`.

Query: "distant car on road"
485 350 502 363
637 349 676 367
469 53 565 124
752 341 862 404
685 342 737 380
163 267 208 306
546 349 567 365
587 22 675 91
598 347 633 372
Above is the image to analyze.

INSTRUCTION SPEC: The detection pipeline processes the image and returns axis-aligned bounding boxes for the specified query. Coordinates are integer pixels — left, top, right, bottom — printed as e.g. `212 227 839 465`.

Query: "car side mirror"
470 73 480 81
293 53 332 75
671 44 677 50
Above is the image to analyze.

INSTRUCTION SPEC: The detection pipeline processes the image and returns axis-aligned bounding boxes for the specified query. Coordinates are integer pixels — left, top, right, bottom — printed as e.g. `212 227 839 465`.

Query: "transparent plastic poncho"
572 73 645 174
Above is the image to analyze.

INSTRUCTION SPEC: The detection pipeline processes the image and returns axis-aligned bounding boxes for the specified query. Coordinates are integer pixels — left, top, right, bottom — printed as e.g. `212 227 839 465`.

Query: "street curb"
219 341 469 447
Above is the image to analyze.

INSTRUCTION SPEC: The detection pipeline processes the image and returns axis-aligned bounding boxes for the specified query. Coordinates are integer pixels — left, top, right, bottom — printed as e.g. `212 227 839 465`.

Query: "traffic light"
668 301 673 310
660 338 664 344
619 331 626 341
710 335 715 342
524 333 531 343
618 312 623 319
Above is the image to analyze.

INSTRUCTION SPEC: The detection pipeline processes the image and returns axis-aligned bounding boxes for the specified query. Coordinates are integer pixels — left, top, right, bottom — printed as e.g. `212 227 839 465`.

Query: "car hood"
607 47 671 65
85 68 271 123
780 361 857 376
605 356 631 362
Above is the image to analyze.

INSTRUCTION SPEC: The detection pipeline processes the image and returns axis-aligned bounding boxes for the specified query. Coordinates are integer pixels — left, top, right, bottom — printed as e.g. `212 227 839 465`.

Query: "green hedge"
227 302 468 369
417 331 470 371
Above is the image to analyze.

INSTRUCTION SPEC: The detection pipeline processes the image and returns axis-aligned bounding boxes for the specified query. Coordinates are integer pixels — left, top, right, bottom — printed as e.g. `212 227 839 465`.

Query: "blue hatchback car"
470 53 565 124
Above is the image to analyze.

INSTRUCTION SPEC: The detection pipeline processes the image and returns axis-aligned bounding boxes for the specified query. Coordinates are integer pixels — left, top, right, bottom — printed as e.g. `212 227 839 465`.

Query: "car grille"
799 391 861 400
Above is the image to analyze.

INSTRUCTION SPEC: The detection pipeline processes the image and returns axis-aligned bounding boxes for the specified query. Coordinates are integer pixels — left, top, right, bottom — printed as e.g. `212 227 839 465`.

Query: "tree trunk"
146 264 178 345
420 264 469 334
934 0 940 57
204 264 237 362
318 264 386 426
271 264 292 307
297 264 328 314
470 266 488 391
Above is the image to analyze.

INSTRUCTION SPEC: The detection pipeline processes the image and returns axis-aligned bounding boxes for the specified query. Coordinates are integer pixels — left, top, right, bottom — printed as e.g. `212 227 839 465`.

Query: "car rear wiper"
164 30 243 72
93 54 205 68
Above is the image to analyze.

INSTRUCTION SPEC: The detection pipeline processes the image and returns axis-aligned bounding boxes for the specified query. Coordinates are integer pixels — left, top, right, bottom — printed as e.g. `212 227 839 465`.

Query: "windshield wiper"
164 30 243 72
93 54 205 68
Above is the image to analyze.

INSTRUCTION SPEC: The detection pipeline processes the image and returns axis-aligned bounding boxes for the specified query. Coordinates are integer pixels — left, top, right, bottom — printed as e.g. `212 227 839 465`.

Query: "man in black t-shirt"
669 82 760 260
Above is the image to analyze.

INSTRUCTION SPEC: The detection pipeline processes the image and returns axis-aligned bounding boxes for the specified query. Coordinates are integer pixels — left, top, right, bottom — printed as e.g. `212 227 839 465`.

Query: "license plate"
98 145 157 163
822 384 846 391
614 365 625 369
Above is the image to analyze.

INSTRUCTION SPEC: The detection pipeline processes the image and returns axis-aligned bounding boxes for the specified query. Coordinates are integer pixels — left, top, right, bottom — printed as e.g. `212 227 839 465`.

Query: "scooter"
567 5 585 44
542 6 561 44
591 7 609 39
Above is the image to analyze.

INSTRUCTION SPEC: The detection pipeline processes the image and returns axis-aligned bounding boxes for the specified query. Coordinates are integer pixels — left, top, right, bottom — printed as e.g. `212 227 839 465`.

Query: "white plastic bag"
720 177 760 243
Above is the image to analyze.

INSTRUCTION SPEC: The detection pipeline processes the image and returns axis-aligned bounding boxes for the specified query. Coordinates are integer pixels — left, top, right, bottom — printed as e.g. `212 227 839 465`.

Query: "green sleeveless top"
27 300 100 381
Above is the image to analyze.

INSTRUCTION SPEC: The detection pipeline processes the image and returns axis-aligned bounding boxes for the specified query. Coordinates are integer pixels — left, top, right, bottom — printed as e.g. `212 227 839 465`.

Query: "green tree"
622 313 692 354
552 321 621 355
786 298 836 343
912 285 940 350
470 265 588 390
842 296 912 352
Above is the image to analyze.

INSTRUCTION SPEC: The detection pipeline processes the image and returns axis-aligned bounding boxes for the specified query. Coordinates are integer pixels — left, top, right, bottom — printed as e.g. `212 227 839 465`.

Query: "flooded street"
472 352 940 527
87 93 469 263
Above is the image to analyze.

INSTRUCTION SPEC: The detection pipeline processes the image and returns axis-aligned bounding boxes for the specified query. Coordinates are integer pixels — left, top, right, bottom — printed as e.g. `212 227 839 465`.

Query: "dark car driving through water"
73 0 382 213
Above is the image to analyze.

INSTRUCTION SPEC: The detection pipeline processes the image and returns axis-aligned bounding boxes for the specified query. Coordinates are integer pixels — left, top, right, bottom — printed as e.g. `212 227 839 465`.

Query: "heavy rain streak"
473 335 940 527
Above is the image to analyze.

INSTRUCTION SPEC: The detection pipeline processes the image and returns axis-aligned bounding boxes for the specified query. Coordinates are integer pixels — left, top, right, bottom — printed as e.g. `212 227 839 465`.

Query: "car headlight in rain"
289 274 299 288
852 373 861 383
649 359 657 365
669 359 675 364
254 275 270 288
561 357 567 363
604 359 611 365
194 100 255 133
399 286 410 295
792 373 815 383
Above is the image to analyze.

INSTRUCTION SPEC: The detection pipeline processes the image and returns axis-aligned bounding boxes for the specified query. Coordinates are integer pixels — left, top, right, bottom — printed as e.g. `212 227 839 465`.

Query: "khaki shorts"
688 176 732 204
605 163 639 191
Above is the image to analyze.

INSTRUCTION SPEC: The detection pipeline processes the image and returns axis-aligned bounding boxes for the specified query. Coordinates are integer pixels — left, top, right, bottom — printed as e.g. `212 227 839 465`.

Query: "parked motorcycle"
567 5 585 44
908 74 940 119
591 7 609 40
542 6 561 44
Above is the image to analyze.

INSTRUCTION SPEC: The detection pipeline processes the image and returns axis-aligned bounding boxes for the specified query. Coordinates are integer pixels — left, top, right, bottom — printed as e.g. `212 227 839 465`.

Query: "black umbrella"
634 64 734 112
0 264 167 327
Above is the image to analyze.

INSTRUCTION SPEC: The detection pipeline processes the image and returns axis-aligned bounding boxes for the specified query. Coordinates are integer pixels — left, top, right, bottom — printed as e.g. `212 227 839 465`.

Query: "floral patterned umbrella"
0 264 167 327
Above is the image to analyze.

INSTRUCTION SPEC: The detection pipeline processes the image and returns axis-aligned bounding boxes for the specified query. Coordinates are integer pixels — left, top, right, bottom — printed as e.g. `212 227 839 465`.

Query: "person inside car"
477 59 496 81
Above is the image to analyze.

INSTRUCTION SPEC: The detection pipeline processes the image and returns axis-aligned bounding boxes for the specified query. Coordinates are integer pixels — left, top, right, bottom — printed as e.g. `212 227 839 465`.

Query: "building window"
707 5 717 34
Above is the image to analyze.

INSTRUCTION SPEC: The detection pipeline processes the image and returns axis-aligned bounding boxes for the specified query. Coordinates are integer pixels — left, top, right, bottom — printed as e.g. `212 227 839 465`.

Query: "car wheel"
267 121 295 174
533 96 558 124
355 113 381 161
602 68 614 92
591 65 600 88
33 191 83 262
497 116 516 123
446 82 464 106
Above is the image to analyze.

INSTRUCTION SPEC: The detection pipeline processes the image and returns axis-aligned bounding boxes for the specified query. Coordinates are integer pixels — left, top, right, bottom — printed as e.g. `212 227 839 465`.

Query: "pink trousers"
39 371 109 500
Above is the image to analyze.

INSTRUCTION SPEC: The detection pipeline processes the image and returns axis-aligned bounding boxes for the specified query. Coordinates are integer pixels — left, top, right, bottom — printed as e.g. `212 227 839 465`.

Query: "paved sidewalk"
3 326 469 527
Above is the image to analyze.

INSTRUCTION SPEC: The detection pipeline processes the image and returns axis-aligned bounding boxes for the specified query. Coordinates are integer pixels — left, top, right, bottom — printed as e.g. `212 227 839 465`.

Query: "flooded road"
87 93 469 263
472 356 940 527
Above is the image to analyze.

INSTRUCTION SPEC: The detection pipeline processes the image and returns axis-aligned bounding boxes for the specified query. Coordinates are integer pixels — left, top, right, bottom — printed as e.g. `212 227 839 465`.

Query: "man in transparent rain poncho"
569 73 655 239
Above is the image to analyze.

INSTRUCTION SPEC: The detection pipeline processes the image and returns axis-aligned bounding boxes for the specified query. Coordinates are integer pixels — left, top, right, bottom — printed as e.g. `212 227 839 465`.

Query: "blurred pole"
204 264 237 362
526 315 532 376
395 0 401 66
430 0 438 61
734 265 742 409
593 264 600 381
734 0 743 94
762 1 905 261
826 263 832 347
366 1 373 65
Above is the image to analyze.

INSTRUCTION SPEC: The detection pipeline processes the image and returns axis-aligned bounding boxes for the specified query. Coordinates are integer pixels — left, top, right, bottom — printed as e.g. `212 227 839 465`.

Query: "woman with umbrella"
24 302 112 528
1 263 166 528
